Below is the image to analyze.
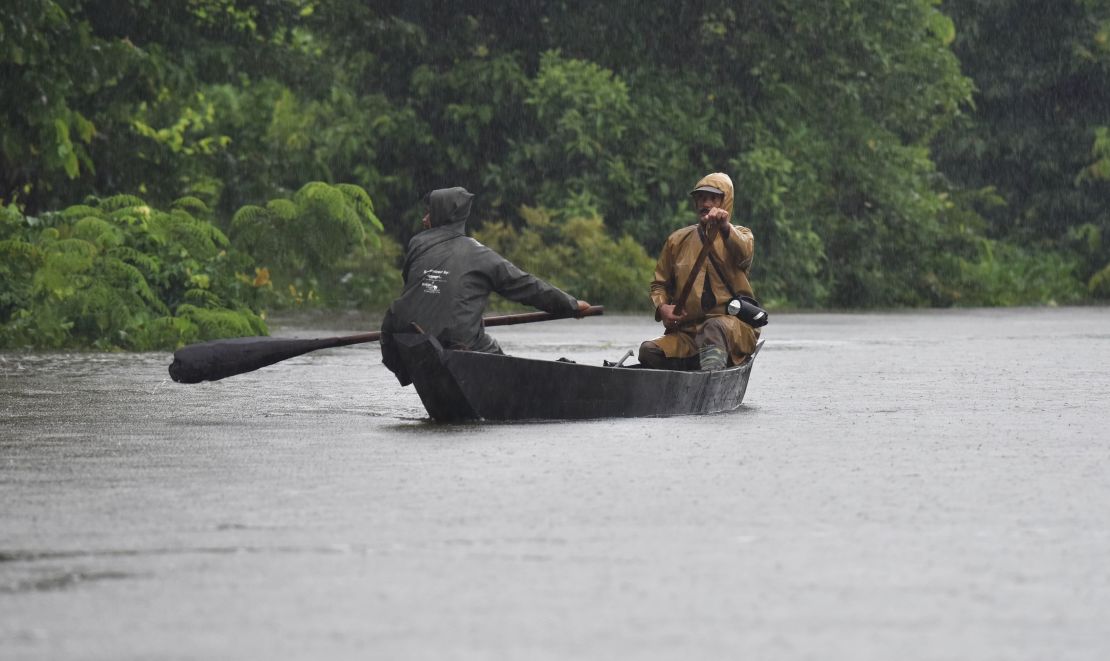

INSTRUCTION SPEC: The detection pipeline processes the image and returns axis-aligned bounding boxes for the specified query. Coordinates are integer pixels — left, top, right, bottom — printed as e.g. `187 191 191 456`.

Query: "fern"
131 315 200 349
231 204 285 265
2 184 395 349
182 287 222 308
101 257 167 312
0 238 41 262
0 239 40 320
99 194 148 212
73 217 124 248
50 277 141 344
107 205 153 230
295 182 366 267
1088 263 1110 298
174 209 228 247
172 196 211 216
1 197 271 350
224 182 396 309
45 237 99 260
337 182 383 231
231 204 268 227
1 203 25 231
158 213 219 260
59 204 104 221
265 198 298 222
176 303 264 340
108 246 161 277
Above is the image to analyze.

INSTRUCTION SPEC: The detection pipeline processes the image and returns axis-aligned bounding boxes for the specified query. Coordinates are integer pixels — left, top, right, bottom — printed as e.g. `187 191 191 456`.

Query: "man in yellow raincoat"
638 172 760 371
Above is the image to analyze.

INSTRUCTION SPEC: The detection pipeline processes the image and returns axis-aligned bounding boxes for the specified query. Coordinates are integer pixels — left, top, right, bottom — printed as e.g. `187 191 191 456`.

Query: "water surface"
2 308 1108 660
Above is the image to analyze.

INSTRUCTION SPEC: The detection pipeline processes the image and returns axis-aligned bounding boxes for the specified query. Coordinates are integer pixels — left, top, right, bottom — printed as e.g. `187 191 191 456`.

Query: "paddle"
671 223 721 317
168 305 605 384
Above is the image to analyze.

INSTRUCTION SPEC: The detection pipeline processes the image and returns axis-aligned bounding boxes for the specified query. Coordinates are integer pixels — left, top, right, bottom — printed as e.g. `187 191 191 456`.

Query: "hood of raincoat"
426 187 475 230
689 172 734 216
402 186 476 284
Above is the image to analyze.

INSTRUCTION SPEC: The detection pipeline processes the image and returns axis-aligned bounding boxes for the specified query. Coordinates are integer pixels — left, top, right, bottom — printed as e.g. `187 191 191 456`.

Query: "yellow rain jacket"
648 172 760 365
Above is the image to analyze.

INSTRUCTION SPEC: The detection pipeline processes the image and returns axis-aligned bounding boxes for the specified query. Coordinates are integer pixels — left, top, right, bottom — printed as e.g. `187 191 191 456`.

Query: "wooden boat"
391 333 765 422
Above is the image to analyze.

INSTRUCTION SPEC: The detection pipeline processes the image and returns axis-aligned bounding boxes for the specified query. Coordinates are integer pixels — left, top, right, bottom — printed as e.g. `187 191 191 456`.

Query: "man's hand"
574 300 591 317
704 206 730 231
658 303 686 329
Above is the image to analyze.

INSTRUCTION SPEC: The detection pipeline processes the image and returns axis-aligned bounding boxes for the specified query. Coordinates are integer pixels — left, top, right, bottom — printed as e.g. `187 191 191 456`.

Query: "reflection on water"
2 309 1110 660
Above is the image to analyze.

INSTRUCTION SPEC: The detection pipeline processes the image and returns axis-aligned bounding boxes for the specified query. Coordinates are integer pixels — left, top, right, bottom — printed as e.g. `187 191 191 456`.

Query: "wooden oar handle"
279 306 605 349
324 331 381 347
482 305 605 328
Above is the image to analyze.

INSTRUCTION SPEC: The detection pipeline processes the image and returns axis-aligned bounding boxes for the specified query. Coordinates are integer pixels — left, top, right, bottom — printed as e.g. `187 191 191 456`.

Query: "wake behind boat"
392 333 765 422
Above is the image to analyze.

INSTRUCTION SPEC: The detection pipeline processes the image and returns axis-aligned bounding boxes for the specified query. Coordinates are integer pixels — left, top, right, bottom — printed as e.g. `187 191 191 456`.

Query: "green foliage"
1076 126 1110 185
935 0 1110 298
1089 263 1110 298
474 206 655 311
3 0 1102 313
0 0 104 198
0 197 266 350
229 181 400 310
1 0 303 210
382 2 979 307
950 239 1084 307
731 138 825 307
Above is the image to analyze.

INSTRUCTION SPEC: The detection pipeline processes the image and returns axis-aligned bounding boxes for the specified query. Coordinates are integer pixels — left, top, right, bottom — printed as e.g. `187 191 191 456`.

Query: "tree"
0 0 305 213
935 0 1110 297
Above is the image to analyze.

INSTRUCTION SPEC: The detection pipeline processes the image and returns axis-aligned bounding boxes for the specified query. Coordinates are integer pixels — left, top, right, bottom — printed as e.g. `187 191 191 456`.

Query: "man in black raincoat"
380 187 590 385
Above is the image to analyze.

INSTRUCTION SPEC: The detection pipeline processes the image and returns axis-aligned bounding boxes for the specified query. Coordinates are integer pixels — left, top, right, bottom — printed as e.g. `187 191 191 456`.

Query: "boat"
391 333 765 422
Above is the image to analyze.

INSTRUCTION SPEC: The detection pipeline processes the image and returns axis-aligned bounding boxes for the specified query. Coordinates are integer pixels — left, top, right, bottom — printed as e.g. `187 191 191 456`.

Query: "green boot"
698 345 727 371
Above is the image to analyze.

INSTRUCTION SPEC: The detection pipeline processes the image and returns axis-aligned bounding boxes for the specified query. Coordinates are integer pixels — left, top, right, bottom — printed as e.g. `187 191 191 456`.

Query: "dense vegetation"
935 0 1110 301
2 0 1108 349
0 182 389 349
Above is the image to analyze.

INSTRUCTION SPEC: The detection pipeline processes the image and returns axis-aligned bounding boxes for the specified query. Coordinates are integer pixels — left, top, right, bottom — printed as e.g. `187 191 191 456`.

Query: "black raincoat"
380 187 578 385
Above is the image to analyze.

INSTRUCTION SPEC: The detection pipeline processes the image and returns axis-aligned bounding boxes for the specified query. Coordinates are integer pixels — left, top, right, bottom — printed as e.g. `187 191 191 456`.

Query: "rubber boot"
698 345 727 371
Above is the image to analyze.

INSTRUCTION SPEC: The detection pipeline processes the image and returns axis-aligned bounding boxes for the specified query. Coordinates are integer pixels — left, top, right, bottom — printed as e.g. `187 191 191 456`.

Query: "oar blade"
168 336 335 383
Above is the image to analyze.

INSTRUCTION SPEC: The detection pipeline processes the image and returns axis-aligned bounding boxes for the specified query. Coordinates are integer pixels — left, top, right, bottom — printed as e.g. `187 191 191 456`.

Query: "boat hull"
393 334 764 422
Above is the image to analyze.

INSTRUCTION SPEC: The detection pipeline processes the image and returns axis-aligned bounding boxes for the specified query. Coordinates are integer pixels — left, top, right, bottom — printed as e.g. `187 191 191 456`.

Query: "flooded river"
2 308 1109 660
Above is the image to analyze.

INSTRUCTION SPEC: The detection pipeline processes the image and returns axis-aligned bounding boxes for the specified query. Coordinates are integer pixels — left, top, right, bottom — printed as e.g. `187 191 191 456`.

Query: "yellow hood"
690 172 734 215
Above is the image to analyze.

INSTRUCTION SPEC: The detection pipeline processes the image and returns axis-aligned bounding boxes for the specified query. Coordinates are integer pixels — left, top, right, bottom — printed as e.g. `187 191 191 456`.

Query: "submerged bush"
0 196 267 350
230 182 401 311
1 182 401 351
951 238 1084 307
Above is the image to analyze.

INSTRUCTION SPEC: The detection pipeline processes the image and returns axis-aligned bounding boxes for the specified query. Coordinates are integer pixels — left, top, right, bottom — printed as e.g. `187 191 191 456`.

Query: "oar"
672 223 720 317
168 305 605 384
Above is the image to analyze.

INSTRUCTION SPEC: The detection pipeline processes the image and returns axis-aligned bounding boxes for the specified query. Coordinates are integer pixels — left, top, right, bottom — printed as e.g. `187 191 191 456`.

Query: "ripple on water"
0 569 135 594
